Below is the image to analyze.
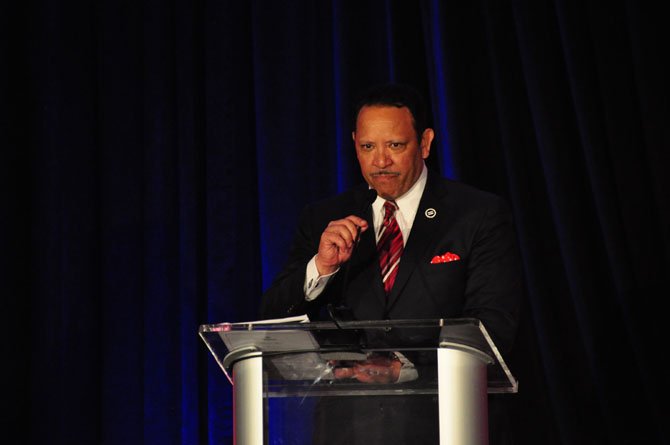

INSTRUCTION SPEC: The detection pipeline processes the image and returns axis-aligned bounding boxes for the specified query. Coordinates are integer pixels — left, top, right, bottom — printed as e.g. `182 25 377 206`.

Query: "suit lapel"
386 175 449 312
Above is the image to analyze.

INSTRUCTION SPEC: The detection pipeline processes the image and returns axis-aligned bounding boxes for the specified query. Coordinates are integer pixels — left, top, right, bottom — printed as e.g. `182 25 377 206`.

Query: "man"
261 84 521 443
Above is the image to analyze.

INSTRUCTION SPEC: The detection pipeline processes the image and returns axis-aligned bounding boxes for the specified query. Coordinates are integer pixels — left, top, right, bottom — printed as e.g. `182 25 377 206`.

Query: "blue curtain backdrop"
2 0 668 444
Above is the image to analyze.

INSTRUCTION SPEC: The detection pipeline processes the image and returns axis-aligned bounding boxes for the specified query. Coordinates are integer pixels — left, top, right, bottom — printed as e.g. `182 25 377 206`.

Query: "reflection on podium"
199 318 517 445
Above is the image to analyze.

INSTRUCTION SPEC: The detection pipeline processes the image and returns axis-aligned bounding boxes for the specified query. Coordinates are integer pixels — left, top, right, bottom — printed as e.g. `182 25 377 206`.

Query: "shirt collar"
371 163 427 225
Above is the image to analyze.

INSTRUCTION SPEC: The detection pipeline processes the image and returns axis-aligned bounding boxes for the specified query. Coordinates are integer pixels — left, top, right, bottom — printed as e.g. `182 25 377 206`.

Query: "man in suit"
261 84 521 443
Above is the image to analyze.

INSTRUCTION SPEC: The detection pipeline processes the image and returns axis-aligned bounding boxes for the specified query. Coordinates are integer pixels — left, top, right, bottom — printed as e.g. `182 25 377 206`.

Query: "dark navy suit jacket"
260 172 522 444
261 172 521 354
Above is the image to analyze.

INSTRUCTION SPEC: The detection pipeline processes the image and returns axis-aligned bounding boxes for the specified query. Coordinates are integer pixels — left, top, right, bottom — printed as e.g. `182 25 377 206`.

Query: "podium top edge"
198 318 482 333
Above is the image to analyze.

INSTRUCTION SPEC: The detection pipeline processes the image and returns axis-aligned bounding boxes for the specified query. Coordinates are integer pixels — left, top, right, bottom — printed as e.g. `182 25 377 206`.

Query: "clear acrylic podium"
199 318 517 445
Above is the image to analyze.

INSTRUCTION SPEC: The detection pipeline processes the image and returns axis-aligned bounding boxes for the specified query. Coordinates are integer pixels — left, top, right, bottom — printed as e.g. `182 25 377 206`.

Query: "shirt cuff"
394 352 419 383
304 255 339 301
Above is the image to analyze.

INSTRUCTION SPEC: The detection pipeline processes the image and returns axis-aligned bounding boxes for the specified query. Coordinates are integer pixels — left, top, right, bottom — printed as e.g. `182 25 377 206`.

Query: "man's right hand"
315 215 369 275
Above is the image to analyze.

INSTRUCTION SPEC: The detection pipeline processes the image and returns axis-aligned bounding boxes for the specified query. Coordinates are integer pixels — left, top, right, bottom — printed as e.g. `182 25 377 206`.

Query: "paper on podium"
230 314 310 325
217 314 318 353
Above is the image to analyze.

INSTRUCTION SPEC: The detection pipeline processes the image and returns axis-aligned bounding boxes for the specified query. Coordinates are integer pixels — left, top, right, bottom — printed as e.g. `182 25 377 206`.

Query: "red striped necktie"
378 200 403 295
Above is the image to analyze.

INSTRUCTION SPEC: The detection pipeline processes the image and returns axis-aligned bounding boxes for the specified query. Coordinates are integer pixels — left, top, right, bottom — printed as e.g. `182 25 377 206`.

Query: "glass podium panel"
199 318 517 445
264 393 441 444
199 318 517 395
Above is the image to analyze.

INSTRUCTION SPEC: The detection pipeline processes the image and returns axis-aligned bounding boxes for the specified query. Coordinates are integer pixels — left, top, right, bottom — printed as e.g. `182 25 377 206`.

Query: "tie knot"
383 200 397 218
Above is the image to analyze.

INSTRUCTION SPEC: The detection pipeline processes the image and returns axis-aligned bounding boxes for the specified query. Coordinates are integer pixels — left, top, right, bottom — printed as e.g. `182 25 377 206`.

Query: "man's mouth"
371 171 400 177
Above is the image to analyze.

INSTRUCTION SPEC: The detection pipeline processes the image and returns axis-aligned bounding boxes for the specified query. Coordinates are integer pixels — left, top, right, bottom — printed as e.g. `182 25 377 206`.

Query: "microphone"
350 188 377 250
328 188 378 327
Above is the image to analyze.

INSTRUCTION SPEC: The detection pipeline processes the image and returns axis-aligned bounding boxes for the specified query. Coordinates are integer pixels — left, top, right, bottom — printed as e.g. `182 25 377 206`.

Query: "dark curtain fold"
2 0 668 444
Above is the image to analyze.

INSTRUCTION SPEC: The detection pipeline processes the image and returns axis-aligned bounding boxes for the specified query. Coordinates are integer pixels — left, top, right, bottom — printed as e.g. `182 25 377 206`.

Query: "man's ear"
421 128 434 159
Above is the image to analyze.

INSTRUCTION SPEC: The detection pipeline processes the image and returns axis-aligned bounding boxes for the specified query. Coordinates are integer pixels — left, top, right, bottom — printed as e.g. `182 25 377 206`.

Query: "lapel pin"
424 208 437 219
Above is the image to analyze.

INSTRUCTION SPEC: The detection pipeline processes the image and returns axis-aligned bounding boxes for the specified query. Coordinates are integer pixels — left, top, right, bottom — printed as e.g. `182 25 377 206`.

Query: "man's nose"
372 149 391 168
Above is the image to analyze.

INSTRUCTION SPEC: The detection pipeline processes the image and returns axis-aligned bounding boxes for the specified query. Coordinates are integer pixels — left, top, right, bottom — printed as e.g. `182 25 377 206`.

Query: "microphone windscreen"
365 188 378 205
357 189 377 218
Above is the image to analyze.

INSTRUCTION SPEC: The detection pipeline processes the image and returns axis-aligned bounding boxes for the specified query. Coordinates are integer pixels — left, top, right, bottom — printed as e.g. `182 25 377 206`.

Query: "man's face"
353 105 433 200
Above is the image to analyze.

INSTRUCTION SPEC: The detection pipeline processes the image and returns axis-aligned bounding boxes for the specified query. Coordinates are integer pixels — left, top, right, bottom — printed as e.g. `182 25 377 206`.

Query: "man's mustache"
371 171 400 176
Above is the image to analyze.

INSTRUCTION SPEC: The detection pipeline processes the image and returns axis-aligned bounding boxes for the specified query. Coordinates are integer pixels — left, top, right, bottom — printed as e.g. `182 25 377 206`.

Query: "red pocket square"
430 252 461 264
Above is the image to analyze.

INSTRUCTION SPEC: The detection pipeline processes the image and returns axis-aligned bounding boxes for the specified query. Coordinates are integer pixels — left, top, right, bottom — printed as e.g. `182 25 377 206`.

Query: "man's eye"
390 142 404 149
361 143 374 150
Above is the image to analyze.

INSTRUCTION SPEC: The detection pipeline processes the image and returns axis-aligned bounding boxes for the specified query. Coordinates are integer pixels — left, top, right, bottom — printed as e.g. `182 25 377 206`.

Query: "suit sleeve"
260 204 331 319
461 198 522 356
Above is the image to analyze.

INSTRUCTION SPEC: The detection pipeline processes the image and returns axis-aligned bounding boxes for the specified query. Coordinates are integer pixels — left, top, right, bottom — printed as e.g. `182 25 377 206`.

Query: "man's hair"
352 83 428 141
